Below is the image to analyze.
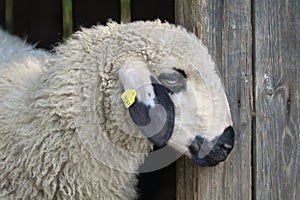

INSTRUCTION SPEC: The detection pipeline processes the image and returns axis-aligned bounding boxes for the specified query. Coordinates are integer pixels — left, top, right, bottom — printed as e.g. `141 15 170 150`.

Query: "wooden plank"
62 0 73 40
4 0 13 32
175 0 252 199
120 0 131 23
254 0 300 199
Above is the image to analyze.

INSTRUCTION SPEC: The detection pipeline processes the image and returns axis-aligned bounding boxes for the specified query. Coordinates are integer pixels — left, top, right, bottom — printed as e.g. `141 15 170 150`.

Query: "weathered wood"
5 0 13 33
62 0 73 40
120 0 131 23
175 0 252 199
254 0 300 199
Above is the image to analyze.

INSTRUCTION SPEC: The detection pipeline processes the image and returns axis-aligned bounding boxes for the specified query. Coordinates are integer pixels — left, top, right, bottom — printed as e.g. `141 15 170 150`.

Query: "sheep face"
119 55 234 167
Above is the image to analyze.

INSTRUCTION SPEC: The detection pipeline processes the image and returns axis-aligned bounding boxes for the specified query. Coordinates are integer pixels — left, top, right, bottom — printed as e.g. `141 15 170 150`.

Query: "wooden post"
254 0 300 199
120 0 131 23
62 0 73 40
175 0 252 199
5 0 13 33
176 0 300 199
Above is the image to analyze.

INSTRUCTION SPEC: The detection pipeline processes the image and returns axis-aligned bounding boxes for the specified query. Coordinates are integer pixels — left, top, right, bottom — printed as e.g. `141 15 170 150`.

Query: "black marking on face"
129 83 175 147
173 68 187 78
189 126 235 167
129 101 151 126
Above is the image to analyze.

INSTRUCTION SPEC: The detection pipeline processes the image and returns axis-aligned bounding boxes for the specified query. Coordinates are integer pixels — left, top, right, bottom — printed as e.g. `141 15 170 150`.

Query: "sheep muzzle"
188 126 235 166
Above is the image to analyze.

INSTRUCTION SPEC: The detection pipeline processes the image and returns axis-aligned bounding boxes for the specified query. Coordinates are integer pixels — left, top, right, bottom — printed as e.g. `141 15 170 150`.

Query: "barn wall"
175 0 252 199
175 0 299 199
254 0 300 199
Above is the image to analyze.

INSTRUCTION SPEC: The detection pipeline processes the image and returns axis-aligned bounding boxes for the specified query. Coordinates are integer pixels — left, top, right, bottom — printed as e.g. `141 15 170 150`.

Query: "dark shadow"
0 0 4 28
131 0 174 23
137 146 176 200
73 0 120 31
13 0 62 49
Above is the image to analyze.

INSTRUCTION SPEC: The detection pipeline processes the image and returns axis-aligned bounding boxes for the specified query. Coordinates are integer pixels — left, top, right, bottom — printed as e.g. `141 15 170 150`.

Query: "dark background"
0 0 174 49
0 0 176 199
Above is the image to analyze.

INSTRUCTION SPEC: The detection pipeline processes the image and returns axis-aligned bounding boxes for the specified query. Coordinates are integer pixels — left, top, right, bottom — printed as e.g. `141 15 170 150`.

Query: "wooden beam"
5 0 13 33
120 0 131 23
175 0 252 199
62 0 73 40
254 0 300 199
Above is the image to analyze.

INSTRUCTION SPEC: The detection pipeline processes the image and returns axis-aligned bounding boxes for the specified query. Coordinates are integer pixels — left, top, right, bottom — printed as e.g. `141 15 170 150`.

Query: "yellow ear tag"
121 89 137 108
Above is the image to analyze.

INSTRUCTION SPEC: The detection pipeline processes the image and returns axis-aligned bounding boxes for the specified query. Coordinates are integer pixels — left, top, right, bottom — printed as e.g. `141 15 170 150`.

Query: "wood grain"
5 0 13 33
254 0 300 199
62 0 73 40
175 0 253 199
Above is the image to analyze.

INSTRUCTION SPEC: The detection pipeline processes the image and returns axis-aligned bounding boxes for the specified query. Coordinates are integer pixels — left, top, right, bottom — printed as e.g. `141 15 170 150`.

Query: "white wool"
0 21 232 199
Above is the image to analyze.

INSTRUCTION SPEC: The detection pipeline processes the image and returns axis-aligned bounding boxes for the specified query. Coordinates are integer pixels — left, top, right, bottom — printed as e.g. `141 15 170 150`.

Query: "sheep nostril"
188 135 205 154
189 141 199 154
221 143 232 151
189 127 234 167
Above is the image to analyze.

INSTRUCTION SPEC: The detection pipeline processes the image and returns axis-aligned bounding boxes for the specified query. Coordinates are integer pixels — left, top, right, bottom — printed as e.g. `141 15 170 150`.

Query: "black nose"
189 126 235 167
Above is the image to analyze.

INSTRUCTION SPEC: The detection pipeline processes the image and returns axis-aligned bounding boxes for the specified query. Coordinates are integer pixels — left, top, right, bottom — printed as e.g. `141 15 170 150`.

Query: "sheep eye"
161 75 179 86
157 69 187 93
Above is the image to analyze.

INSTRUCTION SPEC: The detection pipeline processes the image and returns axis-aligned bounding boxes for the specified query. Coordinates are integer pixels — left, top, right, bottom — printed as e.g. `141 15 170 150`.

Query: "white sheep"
0 21 234 199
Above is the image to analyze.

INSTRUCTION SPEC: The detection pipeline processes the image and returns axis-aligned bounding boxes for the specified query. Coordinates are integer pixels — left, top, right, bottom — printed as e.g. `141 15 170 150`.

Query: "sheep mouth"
188 126 235 167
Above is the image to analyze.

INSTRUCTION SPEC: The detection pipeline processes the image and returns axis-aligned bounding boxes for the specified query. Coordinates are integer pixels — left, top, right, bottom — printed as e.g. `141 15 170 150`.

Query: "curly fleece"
0 21 218 199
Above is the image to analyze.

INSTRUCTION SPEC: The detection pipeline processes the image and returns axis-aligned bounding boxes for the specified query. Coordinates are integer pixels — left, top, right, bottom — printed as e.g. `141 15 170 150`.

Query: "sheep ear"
128 83 175 147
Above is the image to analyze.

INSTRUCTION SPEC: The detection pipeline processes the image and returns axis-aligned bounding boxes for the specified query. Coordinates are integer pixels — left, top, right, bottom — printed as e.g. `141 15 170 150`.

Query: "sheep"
0 21 235 199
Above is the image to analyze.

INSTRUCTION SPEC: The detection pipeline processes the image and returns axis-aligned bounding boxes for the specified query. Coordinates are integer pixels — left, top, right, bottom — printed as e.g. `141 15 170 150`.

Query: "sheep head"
115 22 235 167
